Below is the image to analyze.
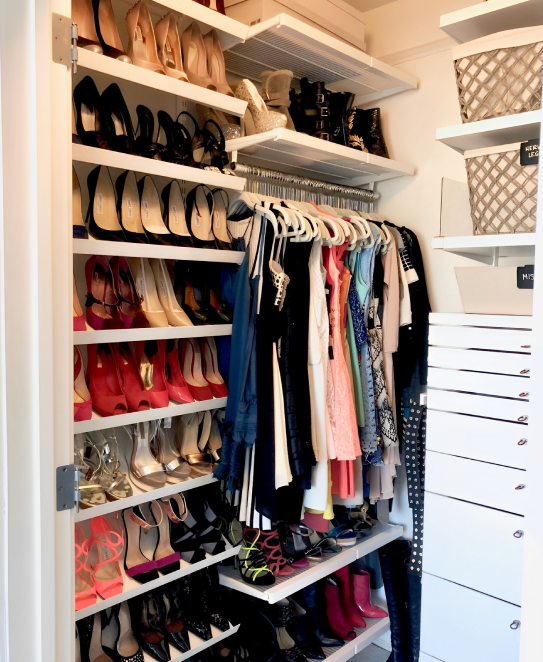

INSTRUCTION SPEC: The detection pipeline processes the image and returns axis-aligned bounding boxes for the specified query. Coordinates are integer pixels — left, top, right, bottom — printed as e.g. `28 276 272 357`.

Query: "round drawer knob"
515 485 526 490
518 416 529 422
518 439 528 446
520 369 530 375
519 392 529 398
510 621 521 630
514 530 524 538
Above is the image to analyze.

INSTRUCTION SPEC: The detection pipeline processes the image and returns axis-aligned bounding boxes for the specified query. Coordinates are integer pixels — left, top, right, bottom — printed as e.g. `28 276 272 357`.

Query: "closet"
0 1 542 662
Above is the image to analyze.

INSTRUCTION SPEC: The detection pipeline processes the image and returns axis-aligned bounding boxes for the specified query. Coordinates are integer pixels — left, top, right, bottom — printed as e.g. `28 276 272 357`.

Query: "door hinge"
52 13 78 73
56 464 79 512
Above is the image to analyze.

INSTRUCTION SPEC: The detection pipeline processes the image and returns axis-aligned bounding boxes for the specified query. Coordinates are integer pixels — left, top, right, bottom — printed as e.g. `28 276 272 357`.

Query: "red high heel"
73 274 86 331
165 340 194 404
324 578 356 641
333 566 366 627
113 342 151 413
135 340 170 409
86 344 128 417
85 255 122 330
350 568 388 618
109 256 148 329
200 337 228 398
74 347 92 422
181 338 213 401
251 527 294 577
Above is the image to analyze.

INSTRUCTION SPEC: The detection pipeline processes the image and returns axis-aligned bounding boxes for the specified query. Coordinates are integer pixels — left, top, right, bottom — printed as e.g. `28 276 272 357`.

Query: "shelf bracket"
56 464 79 512
52 13 78 74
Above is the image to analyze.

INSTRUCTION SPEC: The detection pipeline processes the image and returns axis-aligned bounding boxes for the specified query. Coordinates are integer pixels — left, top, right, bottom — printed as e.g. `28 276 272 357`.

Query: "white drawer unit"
428 346 533 377
428 367 530 400
428 325 532 353
427 389 530 423
423 493 524 605
421 574 522 662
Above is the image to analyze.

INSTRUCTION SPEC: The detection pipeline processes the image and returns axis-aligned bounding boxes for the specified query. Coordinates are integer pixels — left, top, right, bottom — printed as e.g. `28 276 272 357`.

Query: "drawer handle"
514 530 524 539
515 484 526 490
518 439 528 446
521 345 531 349
518 416 529 422
519 392 529 398
510 621 521 630
520 369 530 375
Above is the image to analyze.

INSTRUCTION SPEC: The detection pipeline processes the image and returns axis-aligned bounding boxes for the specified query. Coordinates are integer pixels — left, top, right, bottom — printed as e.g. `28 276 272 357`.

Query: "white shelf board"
143 624 241 662
436 111 542 153
440 0 543 43
75 543 240 620
73 239 245 264
218 522 402 602
226 129 415 186
310 618 390 662
429 312 533 329
77 49 247 118
74 323 232 345
223 14 417 103
432 234 536 262
74 397 227 434
75 473 216 523
72 144 246 191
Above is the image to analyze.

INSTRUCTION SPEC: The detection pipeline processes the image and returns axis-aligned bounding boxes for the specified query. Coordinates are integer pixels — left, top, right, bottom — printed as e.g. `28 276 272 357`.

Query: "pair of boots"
379 539 421 662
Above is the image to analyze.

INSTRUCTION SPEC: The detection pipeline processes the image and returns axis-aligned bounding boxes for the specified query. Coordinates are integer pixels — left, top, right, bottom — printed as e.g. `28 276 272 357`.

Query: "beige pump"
204 30 234 96
72 0 103 53
154 13 189 81
129 257 169 328
126 1 165 75
149 258 193 327
181 22 216 91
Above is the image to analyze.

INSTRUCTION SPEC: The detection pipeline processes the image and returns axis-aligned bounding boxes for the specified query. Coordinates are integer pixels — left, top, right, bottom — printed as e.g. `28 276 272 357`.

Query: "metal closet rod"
231 163 380 202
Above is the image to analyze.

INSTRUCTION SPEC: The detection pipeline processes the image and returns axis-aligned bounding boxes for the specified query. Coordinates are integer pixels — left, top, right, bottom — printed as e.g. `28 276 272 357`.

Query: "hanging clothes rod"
231 163 380 202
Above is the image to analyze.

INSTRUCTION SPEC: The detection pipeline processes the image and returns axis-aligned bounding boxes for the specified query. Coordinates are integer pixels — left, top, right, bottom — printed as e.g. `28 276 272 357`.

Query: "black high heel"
115 170 149 243
185 185 216 249
199 565 230 632
173 262 211 325
201 120 229 170
92 0 132 62
135 105 163 160
156 111 192 165
161 180 192 247
73 76 113 149
76 615 94 662
128 591 171 662
177 574 213 641
161 583 191 653
137 175 175 245
101 602 144 662
86 165 126 242
176 111 205 169
101 83 139 154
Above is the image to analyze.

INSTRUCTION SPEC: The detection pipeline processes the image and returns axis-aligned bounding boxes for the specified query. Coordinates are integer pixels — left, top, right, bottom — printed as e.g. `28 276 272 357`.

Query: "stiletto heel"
128 422 168 491
155 13 189 81
181 22 216 90
129 257 169 327
115 170 149 243
185 184 216 249
177 575 212 640
100 83 139 154
109 256 148 329
113 342 151 412
86 343 128 417
203 30 233 97
150 258 193 326
73 168 88 239
128 592 170 662
86 165 126 242
153 421 191 483
89 514 124 600
134 105 163 160
162 582 191 653
74 347 93 422
138 175 174 245
75 523 96 610
177 412 213 476
181 337 213 401
235 79 287 134
85 255 122 330
122 506 160 584
164 339 194 404
86 430 133 502
201 337 228 398
161 180 192 246
73 76 113 149
211 188 231 250
135 339 170 409
126 1 165 75
73 274 86 331
86 612 115 662
101 602 144 662
149 499 181 574
93 0 132 62
72 0 103 53
156 110 192 165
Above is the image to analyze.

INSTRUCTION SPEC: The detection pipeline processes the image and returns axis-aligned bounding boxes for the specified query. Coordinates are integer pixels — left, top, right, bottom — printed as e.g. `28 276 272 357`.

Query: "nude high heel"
203 30 233 97
72 0 103 53
261 70 295 130
153 422 191 483
93 0 131 62
129 257 169 328
149 258 193 327
181 22 216 91
154 12 189 81
181 338 213 401
201 337 228 398
126 1 164 75
127 422 167 493
74 347 93 422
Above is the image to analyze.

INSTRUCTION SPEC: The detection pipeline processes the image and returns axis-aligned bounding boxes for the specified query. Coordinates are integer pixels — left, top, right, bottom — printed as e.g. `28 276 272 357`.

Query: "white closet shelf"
72 144 246 191
143 624 241 662
77 49 248 118
74 397 227 434
75 473 216 523
317 617 391 662
226 129 415 186
73 239 245 264
432 234 536 262
440 0 543 43
75 544 241 620
436 111 541 153
74 323 232 345
223 14 417 103
218 522 402 602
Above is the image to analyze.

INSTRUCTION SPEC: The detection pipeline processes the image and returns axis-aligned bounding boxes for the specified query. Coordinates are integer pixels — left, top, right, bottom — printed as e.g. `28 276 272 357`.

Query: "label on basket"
520 139 539 166
517 265 535 289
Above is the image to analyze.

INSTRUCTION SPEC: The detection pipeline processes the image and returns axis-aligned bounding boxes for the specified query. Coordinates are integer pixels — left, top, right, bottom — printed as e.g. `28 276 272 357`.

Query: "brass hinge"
52 13 78 73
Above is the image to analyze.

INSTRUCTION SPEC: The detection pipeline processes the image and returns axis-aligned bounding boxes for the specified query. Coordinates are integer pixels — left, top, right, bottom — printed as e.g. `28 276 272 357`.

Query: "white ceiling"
342 0 398 11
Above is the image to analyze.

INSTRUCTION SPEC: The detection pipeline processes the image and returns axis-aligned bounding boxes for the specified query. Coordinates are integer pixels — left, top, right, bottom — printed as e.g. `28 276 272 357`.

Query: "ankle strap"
129 504 163 530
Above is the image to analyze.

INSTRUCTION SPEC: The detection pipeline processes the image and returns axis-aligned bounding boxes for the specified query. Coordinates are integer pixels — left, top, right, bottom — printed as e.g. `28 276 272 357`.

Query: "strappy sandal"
308 530 341 554
122 505 160 584
251 527 294 577
90 514 124 598
74 434 107 509
75 523 96 611
238 533 275 585
178 411 214 476
86 430 133 501
328 524 357 547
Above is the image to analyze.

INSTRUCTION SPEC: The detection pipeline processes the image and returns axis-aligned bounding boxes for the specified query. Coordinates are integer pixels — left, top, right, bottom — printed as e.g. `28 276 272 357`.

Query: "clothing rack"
231 162 379 211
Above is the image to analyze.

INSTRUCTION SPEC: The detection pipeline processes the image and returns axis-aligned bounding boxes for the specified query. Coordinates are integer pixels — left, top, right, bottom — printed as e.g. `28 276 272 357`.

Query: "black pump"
86 165 126 242
128 591 171 662
101 83 139 154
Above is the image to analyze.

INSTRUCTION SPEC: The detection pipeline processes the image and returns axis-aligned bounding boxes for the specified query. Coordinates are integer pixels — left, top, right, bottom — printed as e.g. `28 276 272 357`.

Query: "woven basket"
452 26 543 123
465 143 538 234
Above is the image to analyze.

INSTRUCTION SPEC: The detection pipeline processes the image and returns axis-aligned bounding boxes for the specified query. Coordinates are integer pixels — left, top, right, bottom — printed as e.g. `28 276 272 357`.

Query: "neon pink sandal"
89 514 124 600
75 523 96 610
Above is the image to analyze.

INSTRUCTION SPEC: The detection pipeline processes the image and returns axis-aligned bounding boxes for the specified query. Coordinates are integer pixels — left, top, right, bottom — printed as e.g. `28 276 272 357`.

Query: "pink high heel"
73 274 86 331
181 338 213 401
89 514 124 600
75 524 96 610
201 337 228 398
74 347 93 422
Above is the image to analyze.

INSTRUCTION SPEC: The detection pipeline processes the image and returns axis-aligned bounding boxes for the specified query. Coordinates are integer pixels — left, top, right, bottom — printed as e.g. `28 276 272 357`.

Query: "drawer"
428 346 533 377
428 368 530 400
426 410 528 469
423 493 524 605
428 390 530 423
429 325 532 353
429 313 532 329
421 574 521 662
425 451 527 515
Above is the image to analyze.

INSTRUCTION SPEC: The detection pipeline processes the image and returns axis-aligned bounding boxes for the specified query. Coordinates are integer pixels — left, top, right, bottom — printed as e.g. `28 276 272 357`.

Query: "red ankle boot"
333 566 366 627
324 578 356 641
350 569 388 618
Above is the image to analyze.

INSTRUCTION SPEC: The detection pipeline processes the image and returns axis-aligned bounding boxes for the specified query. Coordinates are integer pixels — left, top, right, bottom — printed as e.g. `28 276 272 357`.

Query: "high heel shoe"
181 338 214 401
203 30 233 97
73 168 88 239
73 76 113 149
176 111 205 168
86 430 133 501
135 340 170 409
174 266 209 325
72 0 103 53
152 422 191 483
115 170 149 243
85 255 123 330
75 523 97 610
138 175 175 245
101 83 139 154
86 166 126 241
149 259 193 326
200 120 230 170
333 566 366 627
238 533 275 585
164 340 194 404
128 422 168 491
244 527 293 577
89 514 124 599
161 180 192 247
126 1 165 75
109 256 148 329
185 185 216 249
74 347 93 422
92 0 132 62
177 412 213 476
268 600 306 662
155 13 189 81
74 434 108 508
135 105 163 160
161 583 191 653
198 565 230 631
149 500 182 574
87 343 128 417
349 568 388 619
324 578 356 641
129 257 169 327
181 22 216 91
128 591 170 662
201 337 228 398
261 70 295 130
211 188 231 250
84 612 115 662
122 505 161 583
286 598 325 660
235 79 287 135
101 602 144 662
113 342 151 412
156 110 192 165
74 274 86 331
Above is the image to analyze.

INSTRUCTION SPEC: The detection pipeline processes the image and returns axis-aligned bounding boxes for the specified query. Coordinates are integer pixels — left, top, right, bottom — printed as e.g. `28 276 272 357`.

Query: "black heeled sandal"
135 105 164 160
156 110 193 165
201 120 230 170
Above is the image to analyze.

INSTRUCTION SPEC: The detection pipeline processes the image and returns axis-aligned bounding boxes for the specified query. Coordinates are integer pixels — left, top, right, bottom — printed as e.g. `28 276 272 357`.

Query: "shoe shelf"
75 542 241 620
226 129 415 187
313 616 390 662
77 48 248 118
440 0 543 43
73 239 245 265
143 623 241 662
436 110 542 153
432 234 537 262
74 396 227 434
72 144 246 191
218 522 402 603
75 473 216 523
223 14 418 104
74 323 232 345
